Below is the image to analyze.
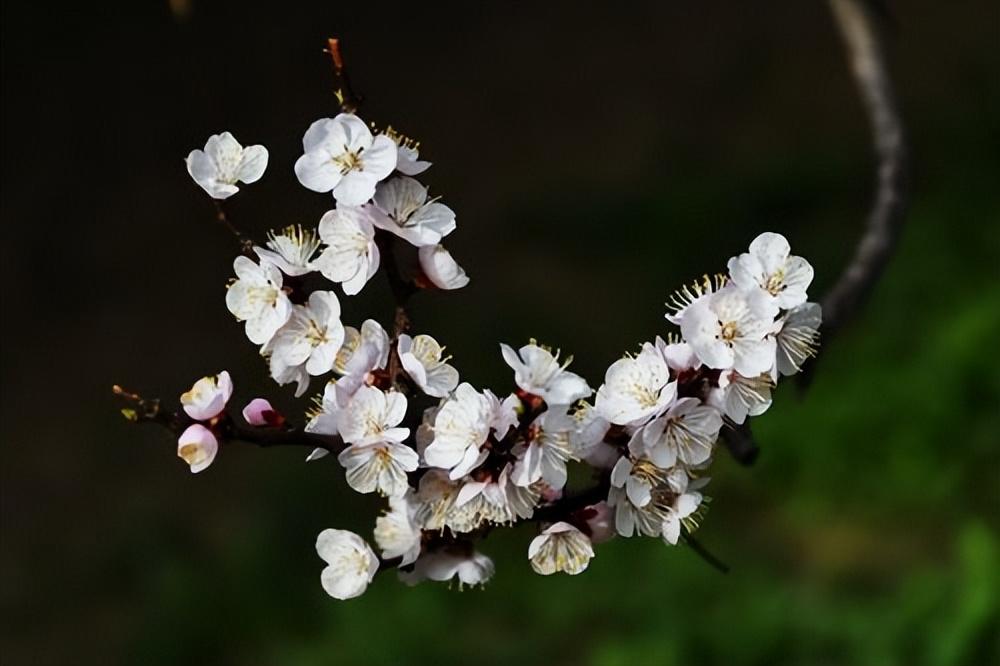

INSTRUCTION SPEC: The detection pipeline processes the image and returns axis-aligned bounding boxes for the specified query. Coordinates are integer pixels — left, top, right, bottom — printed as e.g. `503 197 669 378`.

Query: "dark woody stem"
325 38 362 114
212 200 254 255
113 385 345 453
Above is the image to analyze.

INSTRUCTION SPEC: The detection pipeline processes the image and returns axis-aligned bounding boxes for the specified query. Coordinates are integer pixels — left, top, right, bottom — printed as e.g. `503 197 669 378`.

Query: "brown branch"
531 477 610 524
801 0 909 386
113 385 344 453
324 38 362 114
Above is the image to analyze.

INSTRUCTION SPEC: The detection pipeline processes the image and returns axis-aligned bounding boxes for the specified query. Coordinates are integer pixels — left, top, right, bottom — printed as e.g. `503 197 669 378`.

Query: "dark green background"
2 1 998 664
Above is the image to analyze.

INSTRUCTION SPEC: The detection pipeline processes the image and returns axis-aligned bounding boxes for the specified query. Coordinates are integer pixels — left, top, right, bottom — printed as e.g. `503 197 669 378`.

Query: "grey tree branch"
800 0 910 386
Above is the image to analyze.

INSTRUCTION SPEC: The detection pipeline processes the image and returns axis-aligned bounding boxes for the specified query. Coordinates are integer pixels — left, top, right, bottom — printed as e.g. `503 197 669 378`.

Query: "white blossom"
595 342 676 426
180 370 233 421
665 274 727 325
395 142 430 175
305 376 369 441
528 522 594 575
484 390 521 440
413 469 461 531
225 256 293 345
680 286 776 377
338 441 418 497
417 244 469 290
371 176 456 247
334 387 415 496
424 383 493 479
571 402 617 469
608 456 687 538
311 206 380 295
634 398 723 467
500 342 592 406
294 114 397 205
336 385 410 447
185 131 267 200
316 529 378 600
511 411 577 489
728 232 814 311
335 319 390 378
266 291 345 379
268 353 311 398
253 225 320 276
397 334 459 398
448 466 538 532
383 129 431 176
711 371 774 424
661 492 702 546
374 493 423 566
177 424 218 473
774 302 822 376
399 550 494 588
658 338 700 373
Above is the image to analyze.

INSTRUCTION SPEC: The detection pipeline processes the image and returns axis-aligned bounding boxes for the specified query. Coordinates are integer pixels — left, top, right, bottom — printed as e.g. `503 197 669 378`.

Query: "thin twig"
324 38 362 114
681 532 730 574
801 0 909 387
112 385 344 453
531 478 610 523
212 200 254 255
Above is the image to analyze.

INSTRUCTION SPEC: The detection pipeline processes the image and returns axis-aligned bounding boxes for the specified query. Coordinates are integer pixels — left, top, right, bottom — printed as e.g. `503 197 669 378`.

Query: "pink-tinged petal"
242 397 284 426
177 424 218 473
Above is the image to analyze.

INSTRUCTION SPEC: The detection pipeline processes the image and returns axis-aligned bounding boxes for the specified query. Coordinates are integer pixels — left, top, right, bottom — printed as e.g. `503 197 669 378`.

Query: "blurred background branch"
801 0 910 386
729 0 912 464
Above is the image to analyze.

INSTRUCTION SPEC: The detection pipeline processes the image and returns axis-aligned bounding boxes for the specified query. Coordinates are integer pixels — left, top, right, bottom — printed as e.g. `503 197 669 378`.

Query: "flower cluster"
150 67 820 601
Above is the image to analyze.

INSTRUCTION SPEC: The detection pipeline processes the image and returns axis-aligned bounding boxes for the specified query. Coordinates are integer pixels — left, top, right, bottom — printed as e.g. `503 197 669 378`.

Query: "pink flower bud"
242 398 284 427
180 371 233 421
177 424 218 473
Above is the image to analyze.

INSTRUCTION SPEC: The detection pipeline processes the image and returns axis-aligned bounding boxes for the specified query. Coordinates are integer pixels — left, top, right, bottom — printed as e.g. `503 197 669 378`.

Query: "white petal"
237 145 268 183
362 135 399 181
295 150 343 193
333 171 378 206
